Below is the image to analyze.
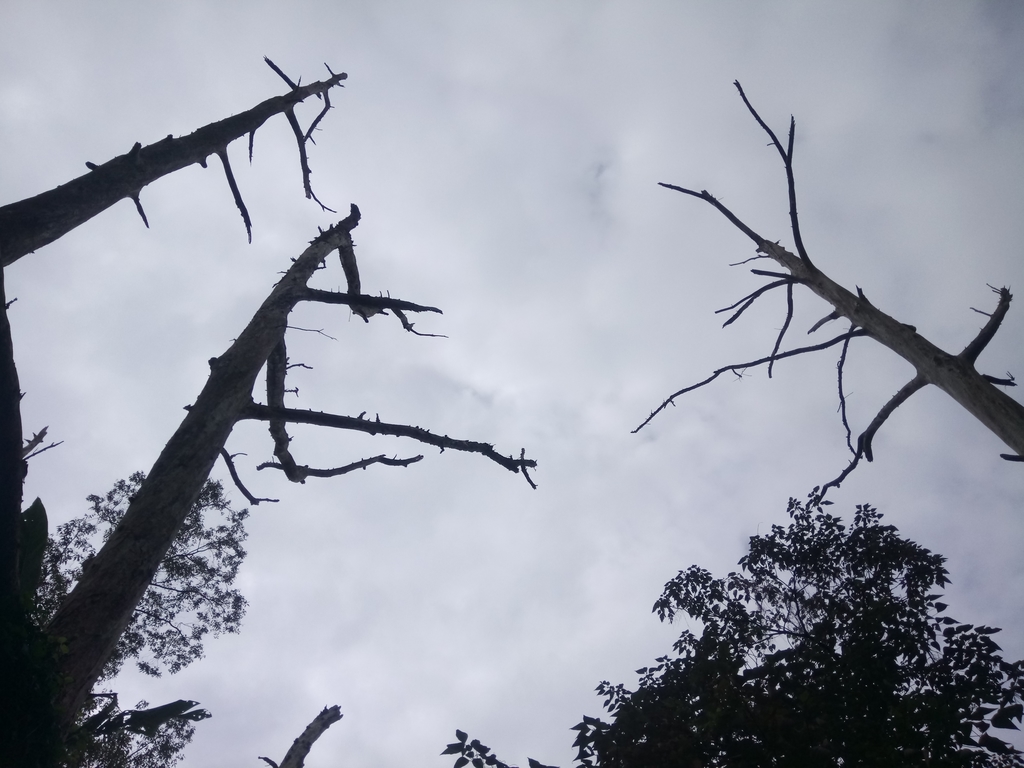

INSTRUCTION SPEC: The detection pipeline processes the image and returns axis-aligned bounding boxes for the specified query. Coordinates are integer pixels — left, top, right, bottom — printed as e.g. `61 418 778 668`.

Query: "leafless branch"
836 326 856 454
820 375 928 495
241 402 538 482
960 286 1012 364
283 107 335 213
257 453 424 479
634 330 869 433
297 287 443 316
23 441 62 461
219 448 278 505
733 81 814 269
658 184 764 246
716 279 791 327
286 326 337 341
216 147 252 243
767 282 795 378
303 89 332 144
392 307 447 337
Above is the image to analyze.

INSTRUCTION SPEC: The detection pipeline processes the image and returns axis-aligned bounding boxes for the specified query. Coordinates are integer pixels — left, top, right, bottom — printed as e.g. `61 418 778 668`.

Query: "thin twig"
767 281 794 378
820 375 928 496
733 81 814 270
658 184 764 246
715 278 791 327
634 330 869 433
219 448 278 505
836 326 856 454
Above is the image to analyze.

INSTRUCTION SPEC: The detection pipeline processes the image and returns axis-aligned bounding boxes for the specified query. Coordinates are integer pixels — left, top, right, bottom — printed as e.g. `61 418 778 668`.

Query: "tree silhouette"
0 59 535 763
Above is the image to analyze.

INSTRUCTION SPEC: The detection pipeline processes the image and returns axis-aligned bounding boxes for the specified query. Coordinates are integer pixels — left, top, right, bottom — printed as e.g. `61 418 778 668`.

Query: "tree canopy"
572 497 1024 767
449 498 1024 768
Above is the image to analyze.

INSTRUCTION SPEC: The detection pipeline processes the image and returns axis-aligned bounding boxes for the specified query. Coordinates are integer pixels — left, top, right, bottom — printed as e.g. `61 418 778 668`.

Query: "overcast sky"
3 1 1024 765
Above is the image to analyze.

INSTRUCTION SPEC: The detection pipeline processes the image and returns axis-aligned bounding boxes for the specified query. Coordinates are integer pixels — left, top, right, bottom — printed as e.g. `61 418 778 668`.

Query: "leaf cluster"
34 472 249 679
572 497 1024 768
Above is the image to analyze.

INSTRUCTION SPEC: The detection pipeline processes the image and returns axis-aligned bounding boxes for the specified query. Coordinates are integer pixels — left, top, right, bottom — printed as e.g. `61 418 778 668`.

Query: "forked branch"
644 83 1024 489
241 402 538 483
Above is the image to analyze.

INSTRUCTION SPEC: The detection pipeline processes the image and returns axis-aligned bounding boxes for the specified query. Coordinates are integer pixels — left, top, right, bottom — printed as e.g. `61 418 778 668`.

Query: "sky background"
3 1 1024 765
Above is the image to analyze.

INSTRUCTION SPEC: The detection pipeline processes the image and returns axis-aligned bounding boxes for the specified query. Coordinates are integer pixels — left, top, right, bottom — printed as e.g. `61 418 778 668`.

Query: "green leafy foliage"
35 471 249 679
441 729 557 768
31 472 247 767
571 497 1024 768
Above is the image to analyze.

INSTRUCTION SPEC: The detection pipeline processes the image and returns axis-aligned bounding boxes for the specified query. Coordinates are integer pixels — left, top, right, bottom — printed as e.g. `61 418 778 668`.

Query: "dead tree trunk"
638 82 1024 492
45 206 535 727
0 61 536 738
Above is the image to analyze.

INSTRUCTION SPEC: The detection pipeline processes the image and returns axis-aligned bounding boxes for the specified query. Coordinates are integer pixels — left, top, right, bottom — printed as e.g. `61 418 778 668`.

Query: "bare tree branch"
767 281 795 378
716 279 791 327
216 147 252 243
960 286 1012 364
733 80 814 269
836 326 856 454
219 449 278 505
820 375 928 495
633 330 869 433
241 402 538 481
257 453 424 479
297 287 442 316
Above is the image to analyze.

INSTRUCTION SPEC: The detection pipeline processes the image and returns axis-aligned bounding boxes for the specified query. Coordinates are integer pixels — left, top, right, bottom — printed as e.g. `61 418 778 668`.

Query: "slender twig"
820 375 928 495
658 184 764 246
716 279 791 327
287 325 337 341
836 326 856 454
283 107 335 213
733 81 814 269
767 282 794 378
23 441 63 461
634 330 869 433
215 148 252 243
219 448 278 505
304 89 332 144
